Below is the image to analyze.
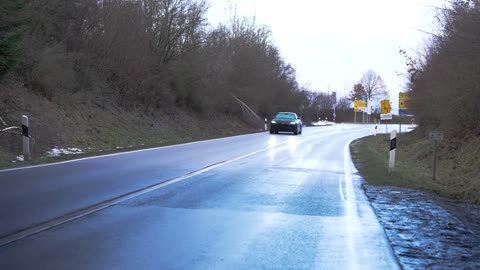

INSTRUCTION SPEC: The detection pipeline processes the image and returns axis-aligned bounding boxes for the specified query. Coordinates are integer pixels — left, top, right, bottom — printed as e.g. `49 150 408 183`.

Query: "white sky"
207 0 447 111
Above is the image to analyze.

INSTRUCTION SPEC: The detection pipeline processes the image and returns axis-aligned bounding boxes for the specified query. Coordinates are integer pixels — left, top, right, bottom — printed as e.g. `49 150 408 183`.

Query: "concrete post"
389 130 397 172
22 115 31 161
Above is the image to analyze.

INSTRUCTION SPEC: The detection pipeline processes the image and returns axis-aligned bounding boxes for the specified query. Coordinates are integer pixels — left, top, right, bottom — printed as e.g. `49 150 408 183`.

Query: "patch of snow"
1 126 20 132
47 147 83 157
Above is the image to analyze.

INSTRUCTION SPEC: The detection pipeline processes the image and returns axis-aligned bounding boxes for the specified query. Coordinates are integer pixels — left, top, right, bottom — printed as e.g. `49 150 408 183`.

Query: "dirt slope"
0 75 255 167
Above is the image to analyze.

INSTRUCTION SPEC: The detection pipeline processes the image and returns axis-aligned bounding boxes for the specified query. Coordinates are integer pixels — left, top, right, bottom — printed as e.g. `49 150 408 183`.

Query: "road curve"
0 124 404 269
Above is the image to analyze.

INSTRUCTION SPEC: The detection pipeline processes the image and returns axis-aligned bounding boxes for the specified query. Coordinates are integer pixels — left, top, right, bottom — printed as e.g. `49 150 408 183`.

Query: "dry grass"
351 132 480 203
0 76 255 169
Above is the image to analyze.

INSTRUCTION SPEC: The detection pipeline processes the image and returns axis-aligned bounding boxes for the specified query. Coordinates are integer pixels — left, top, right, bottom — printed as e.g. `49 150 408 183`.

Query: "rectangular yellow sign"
355 100 366 108
399 92 409 109
354 100 366 112
381 100 390 114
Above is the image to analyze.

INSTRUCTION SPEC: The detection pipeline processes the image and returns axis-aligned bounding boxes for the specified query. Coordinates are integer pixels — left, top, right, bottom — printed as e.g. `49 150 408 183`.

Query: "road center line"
0 134 321 247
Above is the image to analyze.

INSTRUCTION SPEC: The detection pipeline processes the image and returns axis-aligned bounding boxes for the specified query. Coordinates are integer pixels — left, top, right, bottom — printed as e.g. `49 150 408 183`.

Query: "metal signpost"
399 92 410 135
429 131 444 180
380 100 391 132
354 100 366 123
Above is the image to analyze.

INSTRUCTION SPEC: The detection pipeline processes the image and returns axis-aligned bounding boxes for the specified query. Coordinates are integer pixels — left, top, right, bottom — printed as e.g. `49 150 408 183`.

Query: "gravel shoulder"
363 184 480 270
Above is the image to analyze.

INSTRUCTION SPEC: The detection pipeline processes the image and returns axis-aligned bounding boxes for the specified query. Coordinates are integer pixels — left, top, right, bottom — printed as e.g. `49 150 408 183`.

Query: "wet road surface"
0 124 402 269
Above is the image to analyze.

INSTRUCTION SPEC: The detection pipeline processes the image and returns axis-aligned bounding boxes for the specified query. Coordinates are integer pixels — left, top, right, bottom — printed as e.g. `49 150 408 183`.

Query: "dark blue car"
269 112 303 135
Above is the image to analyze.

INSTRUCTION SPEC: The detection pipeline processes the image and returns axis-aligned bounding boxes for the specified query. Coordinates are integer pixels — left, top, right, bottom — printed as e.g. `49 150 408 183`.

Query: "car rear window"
275 113 295 119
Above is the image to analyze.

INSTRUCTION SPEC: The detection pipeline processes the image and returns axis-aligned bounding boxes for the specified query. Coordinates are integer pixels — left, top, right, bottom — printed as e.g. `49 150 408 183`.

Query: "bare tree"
336 97 351 112
359 69 388 100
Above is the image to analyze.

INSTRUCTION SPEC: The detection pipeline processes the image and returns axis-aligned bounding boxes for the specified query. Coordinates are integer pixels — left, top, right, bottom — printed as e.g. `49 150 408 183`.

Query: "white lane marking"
338 176 345 201
343 137 361 270
0 125 365 173
291 175 305 193
0 133 321 246
0 132 265 173
0 146 269 246
0 127 373 246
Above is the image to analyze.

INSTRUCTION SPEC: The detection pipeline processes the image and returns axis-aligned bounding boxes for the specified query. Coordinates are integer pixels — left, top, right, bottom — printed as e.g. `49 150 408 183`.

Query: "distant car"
269 112 303 135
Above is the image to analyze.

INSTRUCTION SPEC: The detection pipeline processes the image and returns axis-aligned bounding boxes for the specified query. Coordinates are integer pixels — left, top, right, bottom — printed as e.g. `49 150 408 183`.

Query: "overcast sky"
207 0 447 110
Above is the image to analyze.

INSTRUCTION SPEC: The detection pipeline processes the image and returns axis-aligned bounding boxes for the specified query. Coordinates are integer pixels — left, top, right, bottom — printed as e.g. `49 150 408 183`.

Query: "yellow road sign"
399 92 409 109
381 100 390 114
354 100 366 112
355 100 366 107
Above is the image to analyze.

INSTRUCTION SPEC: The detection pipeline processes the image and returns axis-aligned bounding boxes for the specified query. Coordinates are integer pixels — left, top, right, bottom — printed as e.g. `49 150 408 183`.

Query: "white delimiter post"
264 118 268 131
22 115 31 161
389 130 397 172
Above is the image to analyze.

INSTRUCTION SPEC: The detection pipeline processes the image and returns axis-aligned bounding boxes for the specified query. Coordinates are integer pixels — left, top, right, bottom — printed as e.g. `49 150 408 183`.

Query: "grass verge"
351 132 480 203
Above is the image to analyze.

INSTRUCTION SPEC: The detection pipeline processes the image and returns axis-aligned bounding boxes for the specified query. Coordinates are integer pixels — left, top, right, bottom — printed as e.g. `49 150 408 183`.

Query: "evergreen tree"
0 0 25 77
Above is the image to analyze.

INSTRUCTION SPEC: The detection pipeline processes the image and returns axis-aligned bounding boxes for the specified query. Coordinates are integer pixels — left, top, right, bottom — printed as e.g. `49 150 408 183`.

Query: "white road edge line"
0 132 264 173
338 176 346 201
0 125 352 173
0 134 318 247
343 137 362 270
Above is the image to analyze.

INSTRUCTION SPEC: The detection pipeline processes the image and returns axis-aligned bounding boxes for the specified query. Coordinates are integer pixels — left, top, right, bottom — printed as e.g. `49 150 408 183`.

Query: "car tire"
269 130 274 134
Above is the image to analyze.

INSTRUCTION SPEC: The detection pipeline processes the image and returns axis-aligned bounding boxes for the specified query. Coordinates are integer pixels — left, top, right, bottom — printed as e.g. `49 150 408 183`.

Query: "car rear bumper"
270 123 297 132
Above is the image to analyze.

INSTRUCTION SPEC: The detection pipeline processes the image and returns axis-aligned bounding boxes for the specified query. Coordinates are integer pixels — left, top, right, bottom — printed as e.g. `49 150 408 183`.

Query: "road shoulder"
363 184 480 269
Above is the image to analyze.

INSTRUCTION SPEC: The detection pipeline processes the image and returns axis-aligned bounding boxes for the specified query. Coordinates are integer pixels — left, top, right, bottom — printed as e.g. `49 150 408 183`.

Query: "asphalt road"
0 123 404 269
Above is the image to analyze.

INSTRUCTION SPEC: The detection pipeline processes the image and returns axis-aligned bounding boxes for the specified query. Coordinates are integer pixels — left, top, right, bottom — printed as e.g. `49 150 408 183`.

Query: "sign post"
399 114 402 135
381 100 391 133
429 131 444 180
389 130 397 172
354 100 366 124
398 92 410 135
